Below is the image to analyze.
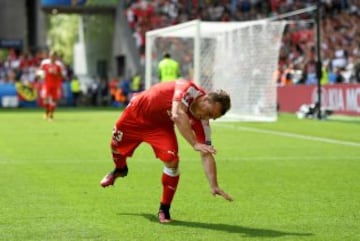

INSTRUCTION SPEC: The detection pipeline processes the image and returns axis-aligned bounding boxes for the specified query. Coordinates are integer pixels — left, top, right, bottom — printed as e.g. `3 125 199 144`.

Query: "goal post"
145 19 287 121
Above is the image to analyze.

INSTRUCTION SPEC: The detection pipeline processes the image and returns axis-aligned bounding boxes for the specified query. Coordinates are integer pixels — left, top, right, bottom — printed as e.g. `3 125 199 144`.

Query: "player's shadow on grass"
118 213 313 238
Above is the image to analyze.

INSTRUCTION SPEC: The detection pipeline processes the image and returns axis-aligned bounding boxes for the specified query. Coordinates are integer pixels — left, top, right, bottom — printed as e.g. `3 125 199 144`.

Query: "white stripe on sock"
163 166 179 177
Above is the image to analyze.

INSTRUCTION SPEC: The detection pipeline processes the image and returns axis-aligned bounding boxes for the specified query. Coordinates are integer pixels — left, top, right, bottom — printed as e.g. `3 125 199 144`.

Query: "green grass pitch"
0 108 359 241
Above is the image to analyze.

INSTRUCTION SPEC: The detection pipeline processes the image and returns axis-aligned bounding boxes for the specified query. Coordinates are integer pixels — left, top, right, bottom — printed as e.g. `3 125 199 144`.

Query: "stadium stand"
125 0 360 85
0 0 359 108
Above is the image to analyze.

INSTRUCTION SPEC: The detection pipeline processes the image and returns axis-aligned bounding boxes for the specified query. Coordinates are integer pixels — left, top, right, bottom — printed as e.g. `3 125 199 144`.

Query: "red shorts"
42 85 61 101
111 108 179 162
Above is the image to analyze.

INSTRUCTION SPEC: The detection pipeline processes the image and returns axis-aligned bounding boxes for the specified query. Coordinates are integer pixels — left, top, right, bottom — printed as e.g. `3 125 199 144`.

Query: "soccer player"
100 79 233 223
39 50 65 121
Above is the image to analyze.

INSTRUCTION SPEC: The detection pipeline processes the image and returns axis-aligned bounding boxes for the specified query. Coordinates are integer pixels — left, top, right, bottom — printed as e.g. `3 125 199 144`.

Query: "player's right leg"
47 97 56 121
100 122 140 188
43 103 50 120
48 88 61 121
100 150 129 187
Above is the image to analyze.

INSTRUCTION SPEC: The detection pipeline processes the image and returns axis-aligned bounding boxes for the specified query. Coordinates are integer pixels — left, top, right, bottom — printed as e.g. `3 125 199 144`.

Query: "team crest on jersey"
183 93 193 104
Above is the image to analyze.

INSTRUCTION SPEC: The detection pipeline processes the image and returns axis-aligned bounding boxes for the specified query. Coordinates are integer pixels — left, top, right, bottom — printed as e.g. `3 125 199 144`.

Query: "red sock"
161 172 180 205
49 105 55 114
112 152 127 169
44 104 50 115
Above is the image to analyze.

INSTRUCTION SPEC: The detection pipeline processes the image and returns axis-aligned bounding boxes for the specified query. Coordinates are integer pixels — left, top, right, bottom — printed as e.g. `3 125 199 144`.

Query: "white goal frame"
145 19 287 121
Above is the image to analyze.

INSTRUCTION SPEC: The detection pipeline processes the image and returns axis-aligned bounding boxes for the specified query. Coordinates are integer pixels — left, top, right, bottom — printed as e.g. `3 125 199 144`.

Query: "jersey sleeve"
173 80 204 107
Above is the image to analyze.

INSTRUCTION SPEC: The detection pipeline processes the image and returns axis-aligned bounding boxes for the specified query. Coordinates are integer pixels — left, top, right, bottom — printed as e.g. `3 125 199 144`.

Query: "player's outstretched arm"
200 152 233 201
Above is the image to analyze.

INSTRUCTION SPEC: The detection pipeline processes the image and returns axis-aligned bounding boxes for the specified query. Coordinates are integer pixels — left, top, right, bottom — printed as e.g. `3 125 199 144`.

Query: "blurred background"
0 0 359 116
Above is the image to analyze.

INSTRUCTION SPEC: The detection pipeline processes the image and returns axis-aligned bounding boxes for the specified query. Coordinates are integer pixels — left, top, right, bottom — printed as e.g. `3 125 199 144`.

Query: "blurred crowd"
0 48 142 107
125 0 360 85
1 0 360 108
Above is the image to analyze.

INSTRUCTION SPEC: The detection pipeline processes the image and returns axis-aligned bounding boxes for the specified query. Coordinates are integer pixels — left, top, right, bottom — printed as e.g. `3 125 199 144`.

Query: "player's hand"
211 186 233 201
193 142 216 154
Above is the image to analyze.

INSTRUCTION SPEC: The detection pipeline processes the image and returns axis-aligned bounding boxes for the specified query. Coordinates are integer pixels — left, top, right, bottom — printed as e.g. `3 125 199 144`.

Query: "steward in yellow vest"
158 52 180 82
70 76 81 106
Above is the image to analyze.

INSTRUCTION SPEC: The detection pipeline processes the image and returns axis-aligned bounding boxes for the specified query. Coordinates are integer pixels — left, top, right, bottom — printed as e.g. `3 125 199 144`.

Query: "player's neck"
189 102 200 119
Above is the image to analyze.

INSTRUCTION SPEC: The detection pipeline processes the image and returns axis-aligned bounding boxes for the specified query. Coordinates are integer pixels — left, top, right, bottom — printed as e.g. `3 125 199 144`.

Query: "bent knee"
156 149 179 163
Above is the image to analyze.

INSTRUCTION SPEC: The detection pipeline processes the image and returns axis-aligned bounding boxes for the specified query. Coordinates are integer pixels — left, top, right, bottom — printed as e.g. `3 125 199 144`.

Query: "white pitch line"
217 124 360 147
217 156 360 161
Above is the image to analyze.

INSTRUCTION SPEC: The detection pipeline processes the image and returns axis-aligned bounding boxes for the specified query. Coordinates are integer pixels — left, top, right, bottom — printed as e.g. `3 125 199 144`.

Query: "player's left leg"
43 102 50 120
48 99 56 121
48 88 61 121
158 161 180 223
146 127 179 223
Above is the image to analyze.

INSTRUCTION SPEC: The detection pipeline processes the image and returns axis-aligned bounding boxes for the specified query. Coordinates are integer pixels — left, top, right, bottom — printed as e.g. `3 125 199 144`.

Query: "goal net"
145 20 287 121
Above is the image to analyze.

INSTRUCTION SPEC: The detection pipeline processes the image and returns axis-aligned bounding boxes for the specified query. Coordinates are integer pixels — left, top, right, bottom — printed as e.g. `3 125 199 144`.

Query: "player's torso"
132 81 176 126
41 61 62 86
120 80 211 144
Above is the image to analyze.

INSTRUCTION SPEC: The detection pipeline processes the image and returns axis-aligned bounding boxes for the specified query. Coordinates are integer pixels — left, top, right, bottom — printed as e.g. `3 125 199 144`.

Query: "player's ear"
205 95 213 103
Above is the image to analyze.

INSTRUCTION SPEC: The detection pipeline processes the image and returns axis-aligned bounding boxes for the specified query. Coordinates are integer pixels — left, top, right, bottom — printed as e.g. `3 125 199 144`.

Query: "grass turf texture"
0 108 359 241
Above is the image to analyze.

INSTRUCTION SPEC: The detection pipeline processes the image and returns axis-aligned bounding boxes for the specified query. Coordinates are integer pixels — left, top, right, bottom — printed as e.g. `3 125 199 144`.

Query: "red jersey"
123 79 212 144
40 59 64 88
